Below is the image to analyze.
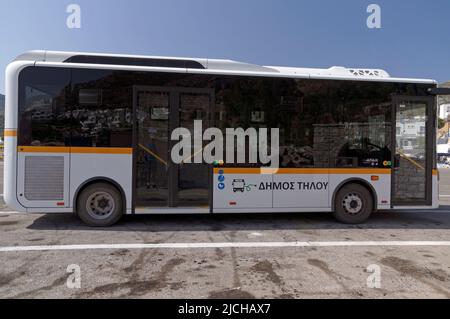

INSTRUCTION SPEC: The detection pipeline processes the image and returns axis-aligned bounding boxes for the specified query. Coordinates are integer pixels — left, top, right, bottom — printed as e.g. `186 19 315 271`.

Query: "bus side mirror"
428 88 450 95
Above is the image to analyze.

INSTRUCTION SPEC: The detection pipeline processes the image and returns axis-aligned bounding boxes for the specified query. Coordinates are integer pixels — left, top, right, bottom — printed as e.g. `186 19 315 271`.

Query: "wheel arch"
331 178 378 212
73 177 126 212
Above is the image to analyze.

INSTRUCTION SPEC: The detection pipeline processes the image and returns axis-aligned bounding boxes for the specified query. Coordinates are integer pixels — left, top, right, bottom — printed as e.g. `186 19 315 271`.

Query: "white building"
439 103 450 120
437 143 449 155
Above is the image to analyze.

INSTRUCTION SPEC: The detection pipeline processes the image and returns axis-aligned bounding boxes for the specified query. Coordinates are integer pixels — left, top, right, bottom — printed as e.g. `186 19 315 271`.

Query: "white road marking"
1 241 450 253
248 232 264 238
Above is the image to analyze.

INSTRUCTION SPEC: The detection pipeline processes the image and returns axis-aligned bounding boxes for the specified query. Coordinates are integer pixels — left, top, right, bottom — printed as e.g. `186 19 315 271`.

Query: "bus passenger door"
392 96 434 206
133 86 213 210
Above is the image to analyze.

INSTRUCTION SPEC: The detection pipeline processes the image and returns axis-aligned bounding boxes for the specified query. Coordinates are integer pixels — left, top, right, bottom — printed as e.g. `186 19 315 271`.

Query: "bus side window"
18 67 71 147
70 69 133 148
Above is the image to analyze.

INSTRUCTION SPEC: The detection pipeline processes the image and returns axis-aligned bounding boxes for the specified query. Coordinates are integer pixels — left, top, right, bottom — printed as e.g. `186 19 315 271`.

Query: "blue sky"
1 0 450 94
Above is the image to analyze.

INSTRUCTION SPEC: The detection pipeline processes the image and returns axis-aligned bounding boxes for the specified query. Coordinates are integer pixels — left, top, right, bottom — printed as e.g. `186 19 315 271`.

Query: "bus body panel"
328 171 391 209
273 173 329 208
213 169 391 211
4 61 33 213
12 148 134 213
69 152 133 212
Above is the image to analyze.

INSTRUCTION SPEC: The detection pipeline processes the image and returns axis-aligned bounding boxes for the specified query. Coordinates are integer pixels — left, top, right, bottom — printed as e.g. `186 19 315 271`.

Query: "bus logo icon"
232 179 257 193
232 179 246 192
218 170 226 190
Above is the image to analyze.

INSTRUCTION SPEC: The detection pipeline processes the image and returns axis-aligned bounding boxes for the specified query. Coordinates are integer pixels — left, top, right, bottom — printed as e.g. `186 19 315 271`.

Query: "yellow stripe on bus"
214 168 392 175
4 129 17 137
18 146 132 155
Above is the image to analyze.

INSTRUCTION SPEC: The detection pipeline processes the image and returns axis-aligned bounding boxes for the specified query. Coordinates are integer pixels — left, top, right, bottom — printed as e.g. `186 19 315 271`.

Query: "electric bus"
3 50 441 226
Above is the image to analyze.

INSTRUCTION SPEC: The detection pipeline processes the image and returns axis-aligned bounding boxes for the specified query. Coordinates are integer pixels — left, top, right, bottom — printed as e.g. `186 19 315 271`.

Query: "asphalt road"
0 163 449 299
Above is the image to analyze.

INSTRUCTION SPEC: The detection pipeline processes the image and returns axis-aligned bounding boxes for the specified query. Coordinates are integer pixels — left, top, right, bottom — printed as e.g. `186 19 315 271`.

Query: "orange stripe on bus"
433 169 438 176
214 168 391 175
273 168 330 174
18 146 132 155
214 168 267 174
329 168 391 175
4 129 17 137
18 146 70 153
71 147 132 155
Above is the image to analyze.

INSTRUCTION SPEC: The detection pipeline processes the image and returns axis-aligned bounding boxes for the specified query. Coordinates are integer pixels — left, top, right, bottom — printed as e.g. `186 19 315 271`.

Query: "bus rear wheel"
333 183 373 224
76 182 123 227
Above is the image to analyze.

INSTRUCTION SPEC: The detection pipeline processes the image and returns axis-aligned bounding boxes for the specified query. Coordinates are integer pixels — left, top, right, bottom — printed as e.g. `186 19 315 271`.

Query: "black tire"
333 183 374 224
76 182 123 227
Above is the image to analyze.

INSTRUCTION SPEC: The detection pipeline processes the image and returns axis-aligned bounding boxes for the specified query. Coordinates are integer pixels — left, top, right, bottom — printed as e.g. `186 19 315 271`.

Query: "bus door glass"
392 96 434 205
135 90 170 207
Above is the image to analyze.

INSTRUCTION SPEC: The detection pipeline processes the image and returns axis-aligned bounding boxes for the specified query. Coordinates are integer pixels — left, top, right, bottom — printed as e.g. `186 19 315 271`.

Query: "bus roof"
13 50 437 84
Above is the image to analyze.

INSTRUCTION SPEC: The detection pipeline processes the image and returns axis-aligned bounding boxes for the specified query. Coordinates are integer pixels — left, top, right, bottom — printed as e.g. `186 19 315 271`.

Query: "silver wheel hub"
342 193 363 215
86 192 115 220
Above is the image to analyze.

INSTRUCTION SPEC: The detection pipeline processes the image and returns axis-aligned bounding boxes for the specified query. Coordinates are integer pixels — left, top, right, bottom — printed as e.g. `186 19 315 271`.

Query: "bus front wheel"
333 183 373 224
76 182 124 227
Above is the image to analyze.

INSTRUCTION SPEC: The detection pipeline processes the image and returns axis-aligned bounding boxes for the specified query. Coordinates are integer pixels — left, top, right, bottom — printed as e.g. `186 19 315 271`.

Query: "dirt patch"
308 259 333 276
27 238 45 242
80 257 186 297
159 258 185 281
204 265 217 269
381 256 450 297
251 260 282 285
215 248 226 259
86 280 159 296
381 256 449 282
307 259 352 293
0 221 18 226
11 276 66 298
123 250 149 273
110 249 130 257
208 289 255 299
0 271 26 286
382 257 450 282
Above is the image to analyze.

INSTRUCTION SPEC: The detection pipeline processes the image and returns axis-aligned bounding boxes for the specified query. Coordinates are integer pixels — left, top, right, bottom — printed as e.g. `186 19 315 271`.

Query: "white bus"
4 50 441 226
